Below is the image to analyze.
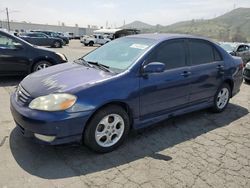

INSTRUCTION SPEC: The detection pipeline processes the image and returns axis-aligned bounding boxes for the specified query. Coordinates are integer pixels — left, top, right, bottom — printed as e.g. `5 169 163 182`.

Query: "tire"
89 41 94 46
32 60 52 72
84 105 130 153
211 83 231 113
84 43 88 46
244 78 250 84
53 41 62 48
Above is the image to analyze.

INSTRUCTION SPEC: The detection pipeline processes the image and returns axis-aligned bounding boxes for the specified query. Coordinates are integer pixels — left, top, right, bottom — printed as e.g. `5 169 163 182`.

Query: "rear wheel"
32 61 52 72
84 105 130 153
53 41 62 48
211 83 231 113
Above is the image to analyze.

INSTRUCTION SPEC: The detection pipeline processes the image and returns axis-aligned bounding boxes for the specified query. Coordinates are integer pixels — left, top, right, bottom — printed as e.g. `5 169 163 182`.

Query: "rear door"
27 33 43 46
36 33 51 46
98 35 105 44
187 39 224 103
139 39 191 119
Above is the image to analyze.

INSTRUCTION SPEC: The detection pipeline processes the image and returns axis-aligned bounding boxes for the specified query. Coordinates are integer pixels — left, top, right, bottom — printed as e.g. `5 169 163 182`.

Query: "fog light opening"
34 133 56 142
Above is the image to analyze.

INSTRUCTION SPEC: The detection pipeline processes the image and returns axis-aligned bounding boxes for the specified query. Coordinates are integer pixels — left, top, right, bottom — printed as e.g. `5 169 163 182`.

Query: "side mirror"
14 43 23 50
143 62 166 74
230 51 236 56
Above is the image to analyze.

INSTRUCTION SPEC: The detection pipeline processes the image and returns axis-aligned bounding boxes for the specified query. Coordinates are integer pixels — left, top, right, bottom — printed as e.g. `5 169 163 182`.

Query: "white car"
82 34 111 46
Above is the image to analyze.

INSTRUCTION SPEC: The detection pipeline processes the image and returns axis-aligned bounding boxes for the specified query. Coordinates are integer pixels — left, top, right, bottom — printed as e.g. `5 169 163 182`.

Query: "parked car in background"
80 35 90 44
64 32 74 40
10 34 243 153
221 43 250 65
31 30 69 45
243 62 250 82
73 35 81 40
231 44 250 65
20 32 64 48
0 30 67 75
83 34 111 46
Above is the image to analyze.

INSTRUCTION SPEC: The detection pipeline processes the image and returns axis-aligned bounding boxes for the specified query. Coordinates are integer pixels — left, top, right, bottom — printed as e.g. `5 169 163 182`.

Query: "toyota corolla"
10 34 243 153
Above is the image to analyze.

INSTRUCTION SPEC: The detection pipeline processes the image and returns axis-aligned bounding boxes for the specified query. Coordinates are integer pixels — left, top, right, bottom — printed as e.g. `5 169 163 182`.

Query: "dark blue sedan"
10 34 243 152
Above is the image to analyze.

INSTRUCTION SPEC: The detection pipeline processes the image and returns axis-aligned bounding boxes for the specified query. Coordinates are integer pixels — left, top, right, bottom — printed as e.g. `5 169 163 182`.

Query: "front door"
0 33 29 75
139 39 191 120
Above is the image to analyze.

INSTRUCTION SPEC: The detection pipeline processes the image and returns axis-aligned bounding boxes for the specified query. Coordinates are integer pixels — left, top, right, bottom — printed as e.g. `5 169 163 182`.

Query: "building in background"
0 20 95 36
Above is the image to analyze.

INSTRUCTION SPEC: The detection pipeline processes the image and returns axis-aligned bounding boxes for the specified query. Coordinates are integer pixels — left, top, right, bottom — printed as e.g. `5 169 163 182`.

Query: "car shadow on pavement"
0 76 23 87
9 103 248 179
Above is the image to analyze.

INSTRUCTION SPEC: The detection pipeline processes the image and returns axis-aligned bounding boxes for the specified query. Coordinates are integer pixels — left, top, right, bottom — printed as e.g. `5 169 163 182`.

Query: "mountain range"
122 8 250 42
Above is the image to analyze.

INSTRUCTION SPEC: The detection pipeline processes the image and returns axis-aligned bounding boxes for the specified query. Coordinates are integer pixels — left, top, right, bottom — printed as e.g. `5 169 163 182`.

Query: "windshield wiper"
74 58 114 73
73 58 93 68
87 61 114 73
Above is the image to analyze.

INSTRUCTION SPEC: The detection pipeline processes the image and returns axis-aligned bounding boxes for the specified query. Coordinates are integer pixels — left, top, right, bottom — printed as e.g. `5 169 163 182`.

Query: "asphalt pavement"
0 40 250 188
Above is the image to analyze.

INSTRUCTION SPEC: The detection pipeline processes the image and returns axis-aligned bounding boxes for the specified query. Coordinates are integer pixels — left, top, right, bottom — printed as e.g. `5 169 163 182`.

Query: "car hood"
21 63 114 97
33 45 57 53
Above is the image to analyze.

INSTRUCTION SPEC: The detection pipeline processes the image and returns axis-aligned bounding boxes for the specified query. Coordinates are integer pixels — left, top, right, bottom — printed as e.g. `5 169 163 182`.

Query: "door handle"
216 65 224 69
217 65 225 75
181 71 192 77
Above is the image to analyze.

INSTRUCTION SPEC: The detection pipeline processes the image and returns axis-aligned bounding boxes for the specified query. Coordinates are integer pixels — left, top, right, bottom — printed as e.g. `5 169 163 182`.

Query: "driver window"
146 40 186 70
0 34 19 49
38 34 46 38
237 45 247 52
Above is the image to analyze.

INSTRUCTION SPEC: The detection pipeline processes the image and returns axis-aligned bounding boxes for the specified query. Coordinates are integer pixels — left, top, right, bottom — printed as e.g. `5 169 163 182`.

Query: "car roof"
126 33 211 42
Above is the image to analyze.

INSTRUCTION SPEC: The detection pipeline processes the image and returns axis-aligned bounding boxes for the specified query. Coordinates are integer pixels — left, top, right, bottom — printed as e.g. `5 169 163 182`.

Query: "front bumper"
10 94 92 145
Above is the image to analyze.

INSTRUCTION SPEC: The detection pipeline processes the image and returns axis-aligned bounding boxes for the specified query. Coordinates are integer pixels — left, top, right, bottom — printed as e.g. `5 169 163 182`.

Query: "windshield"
220 43 234 52
83 37 156 73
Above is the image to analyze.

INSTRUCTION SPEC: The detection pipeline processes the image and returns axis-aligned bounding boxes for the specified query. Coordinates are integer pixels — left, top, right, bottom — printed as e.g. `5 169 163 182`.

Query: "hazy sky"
0 0 250 27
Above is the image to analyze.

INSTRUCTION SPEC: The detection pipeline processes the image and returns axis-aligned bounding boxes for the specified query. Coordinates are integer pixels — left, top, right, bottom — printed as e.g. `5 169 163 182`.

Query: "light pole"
6 8 10 31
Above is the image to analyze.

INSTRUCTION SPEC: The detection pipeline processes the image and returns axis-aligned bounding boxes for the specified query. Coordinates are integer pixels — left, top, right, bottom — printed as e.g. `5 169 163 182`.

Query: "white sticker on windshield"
130 44 149 50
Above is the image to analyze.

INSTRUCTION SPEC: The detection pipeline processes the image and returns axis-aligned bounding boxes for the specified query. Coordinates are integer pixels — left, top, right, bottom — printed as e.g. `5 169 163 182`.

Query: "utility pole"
6 8 10 31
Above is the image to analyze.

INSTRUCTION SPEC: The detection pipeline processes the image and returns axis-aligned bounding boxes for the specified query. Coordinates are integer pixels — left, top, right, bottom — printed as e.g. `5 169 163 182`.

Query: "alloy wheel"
95 114 125 147
216 87 229 109
35 62 51 71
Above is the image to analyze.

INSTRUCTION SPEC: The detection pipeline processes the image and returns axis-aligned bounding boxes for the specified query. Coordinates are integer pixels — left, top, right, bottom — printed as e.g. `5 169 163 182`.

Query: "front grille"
243 68 250 77
16 85 33 105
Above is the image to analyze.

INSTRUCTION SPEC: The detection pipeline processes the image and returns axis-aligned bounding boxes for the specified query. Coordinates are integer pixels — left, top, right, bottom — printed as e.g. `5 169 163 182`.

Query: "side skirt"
133 101 213 130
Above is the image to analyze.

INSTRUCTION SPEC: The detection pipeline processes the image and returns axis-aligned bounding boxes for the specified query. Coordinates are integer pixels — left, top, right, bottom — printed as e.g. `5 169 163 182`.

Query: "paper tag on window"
130 44 148 50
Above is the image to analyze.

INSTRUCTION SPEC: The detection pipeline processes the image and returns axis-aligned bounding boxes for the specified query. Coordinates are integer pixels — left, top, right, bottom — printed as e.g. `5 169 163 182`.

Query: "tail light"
239 60 244 69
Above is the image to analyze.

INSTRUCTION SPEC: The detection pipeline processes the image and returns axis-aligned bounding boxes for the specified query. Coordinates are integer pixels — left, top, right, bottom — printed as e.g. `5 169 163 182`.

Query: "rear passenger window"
214 48 223 61
147 40 186 70
189 40 219 65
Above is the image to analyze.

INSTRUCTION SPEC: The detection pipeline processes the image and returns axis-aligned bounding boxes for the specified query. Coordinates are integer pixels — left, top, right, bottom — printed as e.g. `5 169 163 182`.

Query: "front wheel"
88 41 94 46
211 83 231 113
83 105 130 153
244 78 250 84
32 60 52 72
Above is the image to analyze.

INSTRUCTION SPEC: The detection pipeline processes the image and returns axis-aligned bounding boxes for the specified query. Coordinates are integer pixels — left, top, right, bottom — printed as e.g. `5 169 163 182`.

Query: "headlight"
29 93 77 111
56 52 67 61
